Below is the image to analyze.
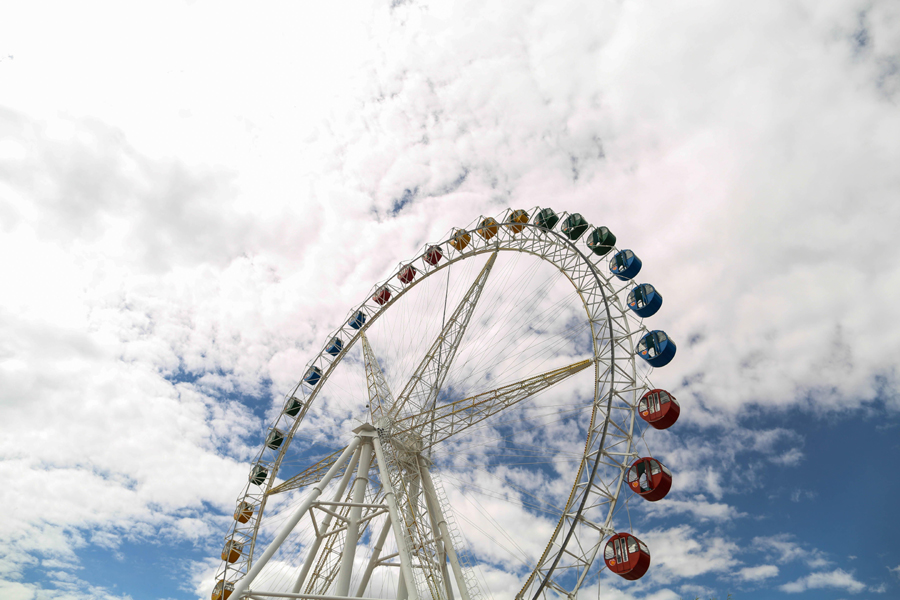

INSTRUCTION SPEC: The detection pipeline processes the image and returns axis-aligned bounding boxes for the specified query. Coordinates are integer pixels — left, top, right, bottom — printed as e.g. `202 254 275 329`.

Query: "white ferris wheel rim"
216 207 654 599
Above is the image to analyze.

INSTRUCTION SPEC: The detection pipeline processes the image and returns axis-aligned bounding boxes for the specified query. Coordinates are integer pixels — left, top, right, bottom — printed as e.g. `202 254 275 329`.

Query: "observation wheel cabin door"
611 536 631 574
632 459 655 493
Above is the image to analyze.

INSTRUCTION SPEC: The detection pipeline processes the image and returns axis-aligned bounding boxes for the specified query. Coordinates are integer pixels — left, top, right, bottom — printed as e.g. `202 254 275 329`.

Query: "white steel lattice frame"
213 207 656 599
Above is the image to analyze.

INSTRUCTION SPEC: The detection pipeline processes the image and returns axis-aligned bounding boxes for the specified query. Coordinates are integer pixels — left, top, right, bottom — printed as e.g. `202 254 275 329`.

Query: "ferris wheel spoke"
390 251 499 421
391 359 592 448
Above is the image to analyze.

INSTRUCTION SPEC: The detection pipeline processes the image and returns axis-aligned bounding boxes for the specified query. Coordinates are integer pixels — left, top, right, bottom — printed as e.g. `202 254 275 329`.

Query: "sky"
1 0 899 599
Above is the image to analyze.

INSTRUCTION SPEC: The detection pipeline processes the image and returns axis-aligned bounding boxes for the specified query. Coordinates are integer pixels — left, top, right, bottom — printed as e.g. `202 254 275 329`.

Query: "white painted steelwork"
213 208 664 600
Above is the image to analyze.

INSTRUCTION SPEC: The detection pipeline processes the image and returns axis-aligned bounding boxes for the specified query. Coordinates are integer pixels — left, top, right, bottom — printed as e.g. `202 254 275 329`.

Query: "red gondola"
638 389 680 430
424 246 443 266
373 286 391 306
604 532 651 580
399 265 416 284
626 457 672 501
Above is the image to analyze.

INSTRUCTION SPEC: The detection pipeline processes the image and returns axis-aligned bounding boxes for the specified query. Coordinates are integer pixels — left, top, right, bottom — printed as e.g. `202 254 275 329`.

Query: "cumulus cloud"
780 569 867 594
737 564 779 581
642 495 745 523
640 525 740 582
752 534 830 569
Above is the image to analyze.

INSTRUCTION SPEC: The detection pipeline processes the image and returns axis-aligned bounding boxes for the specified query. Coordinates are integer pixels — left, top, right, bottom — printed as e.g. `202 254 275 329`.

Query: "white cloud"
780 569 867 594
643 495 745 522
752 534 830 569
737 564 779 581
640 525 740 582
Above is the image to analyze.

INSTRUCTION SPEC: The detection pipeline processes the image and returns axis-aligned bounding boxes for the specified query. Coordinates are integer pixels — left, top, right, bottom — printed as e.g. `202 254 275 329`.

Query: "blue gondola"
349 311 366 330
637 330 676 367
304 366 322 386
627 284 663 318
326 337 343 357
609 249 642 281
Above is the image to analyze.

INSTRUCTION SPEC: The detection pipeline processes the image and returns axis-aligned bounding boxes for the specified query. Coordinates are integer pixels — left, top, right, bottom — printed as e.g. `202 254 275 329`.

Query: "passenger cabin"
626 457 673 501
266 428 285 450
221 540 243 563
249 465 268 485
349 311 366 330
609 249 642 280
450 229 471 251
637 330 676 367
399 265 417 284
424 246 443 266
478 217 499 240
373 286 391 306
627 283 663 318
604 533 651 580
304 366 322 386
534 208 559 230
506 209 529 233
639 389 680 430
561 213 589 240
233 501 253 523
326 337 343 357
212 580 234 600
587 226 616 256
284 396 303 417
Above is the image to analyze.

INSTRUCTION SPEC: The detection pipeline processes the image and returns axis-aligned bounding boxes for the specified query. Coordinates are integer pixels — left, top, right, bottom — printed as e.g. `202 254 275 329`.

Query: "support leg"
291 447 362 594
414 460 454 600
419 458 471 600
371 435 419 600
231 438 362 600
335 440 374 595
354 516 392 598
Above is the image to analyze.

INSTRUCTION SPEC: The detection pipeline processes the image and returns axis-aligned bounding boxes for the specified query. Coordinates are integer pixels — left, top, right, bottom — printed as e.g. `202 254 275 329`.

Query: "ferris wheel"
211 207 681 600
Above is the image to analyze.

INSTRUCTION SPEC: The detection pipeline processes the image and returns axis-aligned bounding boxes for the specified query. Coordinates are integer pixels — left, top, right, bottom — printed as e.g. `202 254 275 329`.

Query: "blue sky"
1 0 900 599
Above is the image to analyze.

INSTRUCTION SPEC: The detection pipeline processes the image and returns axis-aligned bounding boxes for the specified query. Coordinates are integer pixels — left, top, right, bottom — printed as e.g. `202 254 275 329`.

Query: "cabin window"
639 337 658 357
615 537 628 563
629 286 647 308
627 468 637 483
